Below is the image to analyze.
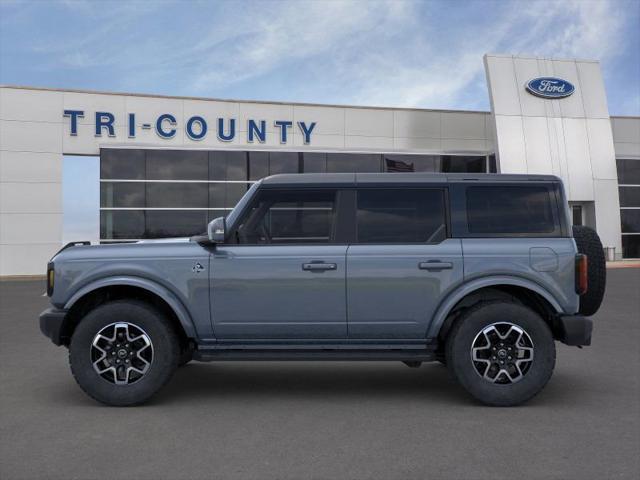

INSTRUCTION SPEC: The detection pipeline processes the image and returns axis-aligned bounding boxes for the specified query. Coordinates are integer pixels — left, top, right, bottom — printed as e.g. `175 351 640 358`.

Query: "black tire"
69 300 180 406
446 301 555 406
178 346 194 367
572 225 606 316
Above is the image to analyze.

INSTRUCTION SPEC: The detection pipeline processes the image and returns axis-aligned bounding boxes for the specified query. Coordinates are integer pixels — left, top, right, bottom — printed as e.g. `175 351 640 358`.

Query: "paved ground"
1 269 639 480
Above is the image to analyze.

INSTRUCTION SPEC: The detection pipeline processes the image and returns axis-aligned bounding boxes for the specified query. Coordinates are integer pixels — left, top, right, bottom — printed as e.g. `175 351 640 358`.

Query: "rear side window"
466 186 557 235
356 189 447 243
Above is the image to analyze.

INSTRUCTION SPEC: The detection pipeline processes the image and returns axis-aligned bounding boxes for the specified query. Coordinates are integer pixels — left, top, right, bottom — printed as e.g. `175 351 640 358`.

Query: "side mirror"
207 216 226 244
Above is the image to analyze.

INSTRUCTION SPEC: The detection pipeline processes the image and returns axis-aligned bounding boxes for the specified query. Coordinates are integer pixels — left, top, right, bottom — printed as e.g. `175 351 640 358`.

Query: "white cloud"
11 0 636 112
187 1 414 92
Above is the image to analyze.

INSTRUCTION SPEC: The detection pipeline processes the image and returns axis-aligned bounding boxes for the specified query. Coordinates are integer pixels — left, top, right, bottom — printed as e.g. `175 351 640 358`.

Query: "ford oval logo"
526 77 575 99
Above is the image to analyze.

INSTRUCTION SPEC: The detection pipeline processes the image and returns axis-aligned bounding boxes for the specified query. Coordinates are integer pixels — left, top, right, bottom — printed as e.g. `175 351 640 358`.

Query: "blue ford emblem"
526 77 575 99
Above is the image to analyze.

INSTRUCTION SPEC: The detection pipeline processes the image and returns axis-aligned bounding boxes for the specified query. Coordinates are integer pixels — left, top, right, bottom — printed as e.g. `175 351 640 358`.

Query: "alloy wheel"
90 322 154 385
471 322 534 384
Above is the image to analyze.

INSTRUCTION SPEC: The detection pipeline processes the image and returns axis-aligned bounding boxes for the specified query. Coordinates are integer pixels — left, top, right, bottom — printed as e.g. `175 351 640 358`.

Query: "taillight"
575 254 588 295
47 262 54 296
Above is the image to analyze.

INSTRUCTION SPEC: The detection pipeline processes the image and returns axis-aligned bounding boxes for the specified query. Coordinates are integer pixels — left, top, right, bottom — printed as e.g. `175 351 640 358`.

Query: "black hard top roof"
260 172 561 188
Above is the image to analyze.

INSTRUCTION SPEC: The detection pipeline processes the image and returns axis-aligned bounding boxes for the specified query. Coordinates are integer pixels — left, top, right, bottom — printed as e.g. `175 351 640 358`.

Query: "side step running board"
193 349 437 362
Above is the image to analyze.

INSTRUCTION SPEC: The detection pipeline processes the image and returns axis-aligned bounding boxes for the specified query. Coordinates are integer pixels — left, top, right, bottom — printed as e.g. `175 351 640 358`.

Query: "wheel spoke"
91 322 153 386
471 322 534 385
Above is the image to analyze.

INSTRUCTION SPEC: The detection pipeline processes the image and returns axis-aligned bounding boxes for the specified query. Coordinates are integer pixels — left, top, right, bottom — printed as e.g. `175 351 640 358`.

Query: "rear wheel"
69 300 180 406
446 301 555 406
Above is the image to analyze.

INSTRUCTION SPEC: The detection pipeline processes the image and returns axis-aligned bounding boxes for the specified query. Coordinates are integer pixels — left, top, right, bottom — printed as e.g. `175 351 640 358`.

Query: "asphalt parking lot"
1 268 639 480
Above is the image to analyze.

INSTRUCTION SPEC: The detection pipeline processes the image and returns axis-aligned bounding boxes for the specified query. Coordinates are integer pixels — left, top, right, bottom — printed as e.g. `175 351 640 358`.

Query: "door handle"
302 262 337 272
418 261 453 271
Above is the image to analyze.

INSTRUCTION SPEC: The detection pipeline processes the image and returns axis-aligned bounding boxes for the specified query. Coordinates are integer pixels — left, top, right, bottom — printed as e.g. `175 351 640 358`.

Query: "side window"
234 190 336 244
466 186 557 235
356 189 447 243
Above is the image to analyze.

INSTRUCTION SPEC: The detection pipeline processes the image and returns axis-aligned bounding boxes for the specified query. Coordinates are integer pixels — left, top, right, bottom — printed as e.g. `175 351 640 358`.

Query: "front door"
211 188 347 339
346 188 463 339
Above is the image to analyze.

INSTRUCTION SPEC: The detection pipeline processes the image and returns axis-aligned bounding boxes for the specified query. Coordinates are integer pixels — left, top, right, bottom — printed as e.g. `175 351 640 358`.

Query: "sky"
1 0 639 241
1 0 639 114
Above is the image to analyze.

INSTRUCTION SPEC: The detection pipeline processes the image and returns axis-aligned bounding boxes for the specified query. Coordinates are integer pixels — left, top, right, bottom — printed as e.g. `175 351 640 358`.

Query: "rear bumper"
39 307 68 346
556 315 593 346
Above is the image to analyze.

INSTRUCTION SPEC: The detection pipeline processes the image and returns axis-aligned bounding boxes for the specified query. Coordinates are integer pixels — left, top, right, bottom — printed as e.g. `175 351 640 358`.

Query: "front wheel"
445 302 555 406
69 300 180 406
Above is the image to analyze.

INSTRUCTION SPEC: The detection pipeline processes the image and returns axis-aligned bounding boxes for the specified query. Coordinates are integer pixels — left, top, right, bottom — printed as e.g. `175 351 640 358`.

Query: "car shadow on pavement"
154 362 468 405
44 361 587 408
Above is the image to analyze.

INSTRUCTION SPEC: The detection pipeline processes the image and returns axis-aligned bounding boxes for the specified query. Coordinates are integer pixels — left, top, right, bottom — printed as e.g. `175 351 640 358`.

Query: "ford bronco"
39 173 605 406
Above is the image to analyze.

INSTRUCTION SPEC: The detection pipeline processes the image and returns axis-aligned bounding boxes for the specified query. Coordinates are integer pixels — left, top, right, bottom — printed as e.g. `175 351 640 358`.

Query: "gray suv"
40 173 605 406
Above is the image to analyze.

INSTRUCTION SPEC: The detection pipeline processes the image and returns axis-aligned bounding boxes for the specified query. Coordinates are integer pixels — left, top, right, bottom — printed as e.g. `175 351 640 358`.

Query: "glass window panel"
234 190 336 244
621 210 640 233
617 159 640 184
384 155 440 173
619 186 640 207
208 183 250 209
209 183 226 209
226 151 248 181
249 152 269 180
302 153 327 173
357 189 446 243
466 186 556 234
208 151 226 180
226 183 250 208
100 149 145 179
327 153 381 173
146 150 208 180
442 155 486 173
100 210 144 239
269 152 299 175
146 182 208 208
100 182 144 208
146 210 208 238
622 235 640 258
572 205 583 226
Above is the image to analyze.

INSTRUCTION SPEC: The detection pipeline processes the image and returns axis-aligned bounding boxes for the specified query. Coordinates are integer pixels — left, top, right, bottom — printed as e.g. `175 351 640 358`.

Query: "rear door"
346 188 463 339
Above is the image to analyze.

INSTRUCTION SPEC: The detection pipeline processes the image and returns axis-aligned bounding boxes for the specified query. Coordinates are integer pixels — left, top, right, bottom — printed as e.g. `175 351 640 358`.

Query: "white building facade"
1 54 639 276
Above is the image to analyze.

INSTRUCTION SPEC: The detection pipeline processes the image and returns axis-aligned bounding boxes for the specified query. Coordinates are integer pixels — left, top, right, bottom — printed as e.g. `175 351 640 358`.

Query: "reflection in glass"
621 210 640 233
442 156 486 173
100 210 145 239
146 183 208 208
622 236 640 258
146 210 208 238
384 155 440 173
617 159 640 185
249 152 269 180
327 153 381 173
100 182 144 208
269 152 299 175
100 149 145 179
235 190 335 244
619 187 640 207
466 186 555 234
303 153 327 173
147 150 208 180
357 189 446 243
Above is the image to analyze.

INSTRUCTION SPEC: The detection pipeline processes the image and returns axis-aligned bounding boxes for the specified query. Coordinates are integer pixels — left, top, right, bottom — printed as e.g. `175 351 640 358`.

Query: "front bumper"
39 308 68 346
556 315 593 346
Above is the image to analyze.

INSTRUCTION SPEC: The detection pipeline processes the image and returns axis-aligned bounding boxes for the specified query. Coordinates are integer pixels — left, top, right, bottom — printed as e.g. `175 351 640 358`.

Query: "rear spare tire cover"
572 226 606 316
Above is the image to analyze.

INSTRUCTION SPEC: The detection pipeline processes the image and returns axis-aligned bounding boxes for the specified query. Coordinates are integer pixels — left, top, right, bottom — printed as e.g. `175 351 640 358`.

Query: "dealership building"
1 53 639 276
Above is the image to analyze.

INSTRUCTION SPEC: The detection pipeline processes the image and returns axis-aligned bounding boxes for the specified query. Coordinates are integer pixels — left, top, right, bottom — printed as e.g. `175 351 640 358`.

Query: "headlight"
47 262 54 296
